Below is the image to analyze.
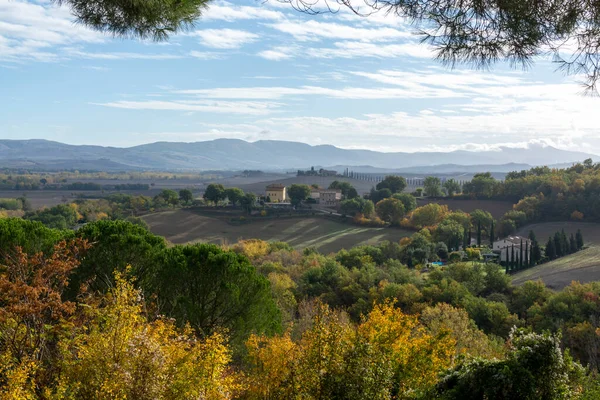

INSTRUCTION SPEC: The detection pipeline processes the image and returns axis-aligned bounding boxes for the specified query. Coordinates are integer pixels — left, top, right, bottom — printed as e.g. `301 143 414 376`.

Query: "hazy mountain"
0 139 595 171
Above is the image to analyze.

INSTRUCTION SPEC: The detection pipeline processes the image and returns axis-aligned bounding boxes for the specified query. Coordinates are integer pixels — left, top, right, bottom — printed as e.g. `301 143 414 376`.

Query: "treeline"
9 189 196 230
1 218 600 398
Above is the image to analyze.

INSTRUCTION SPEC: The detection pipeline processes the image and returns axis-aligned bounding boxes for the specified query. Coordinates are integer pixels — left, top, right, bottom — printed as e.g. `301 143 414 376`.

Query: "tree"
56 273 235 400
546 237 557 260
52 0 210 42
531 240 542 265
240 192 256 214
463 173 497 198
369 187 392 204
524 241 529 269
423 176 443 197
156 189 179 207
375 198 405 225
576 229 584 250
435 220 465 251
288 184 311 206
376 175 407 194
203 184 226 205
470 210 494 236
329 181 359 199
489 220 495 245
179 189 193 205
410 203 449 229
362 199 375 218
443 179 461 196
476 221 482 247
72 220 167 298
431 330 584 399
435 242 449 260
570 234 578 254
554 231 564 257
392 193 417 213
153 243 281 347
225 187 245 205
511 245 515 270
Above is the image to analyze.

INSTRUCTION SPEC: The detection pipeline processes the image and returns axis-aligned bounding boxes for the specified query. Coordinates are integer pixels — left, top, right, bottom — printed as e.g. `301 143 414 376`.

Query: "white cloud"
266 20 413 42
189 50 224 59
191 28 259 49
95 99 282 115
257 46 296 60
308 41 434 59
66 49 183 60
202 1 285 21
0 0 104 62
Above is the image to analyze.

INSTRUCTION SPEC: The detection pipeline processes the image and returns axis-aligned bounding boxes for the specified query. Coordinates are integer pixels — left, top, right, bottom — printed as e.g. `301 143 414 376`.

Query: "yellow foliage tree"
54 272 238 400
244 301 455 400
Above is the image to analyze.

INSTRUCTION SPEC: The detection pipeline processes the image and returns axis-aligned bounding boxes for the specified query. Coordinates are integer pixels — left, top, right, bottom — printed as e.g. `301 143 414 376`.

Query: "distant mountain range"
0 139 595 172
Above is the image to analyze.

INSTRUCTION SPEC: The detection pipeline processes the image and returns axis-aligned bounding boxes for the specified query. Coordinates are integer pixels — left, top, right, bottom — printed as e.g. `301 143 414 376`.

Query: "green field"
512 222 600 289
143 209 413 253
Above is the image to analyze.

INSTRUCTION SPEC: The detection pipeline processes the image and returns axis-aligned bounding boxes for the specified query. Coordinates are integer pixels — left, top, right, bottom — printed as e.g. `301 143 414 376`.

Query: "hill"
142 209 413 253
512 222 600 289
0 139 596 171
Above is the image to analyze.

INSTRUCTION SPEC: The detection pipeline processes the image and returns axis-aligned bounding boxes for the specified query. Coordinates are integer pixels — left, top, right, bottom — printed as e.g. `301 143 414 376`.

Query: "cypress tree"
546 237 556 260
518 239 523 270
524 240 529 268
576 229 584 250
570 234 577 254
561 229 569 255
490 220 495 246
528 230 537 243
477 221 482 247
468 229 472 247
505 246 510 272
554 232 563 257
511 244 515 269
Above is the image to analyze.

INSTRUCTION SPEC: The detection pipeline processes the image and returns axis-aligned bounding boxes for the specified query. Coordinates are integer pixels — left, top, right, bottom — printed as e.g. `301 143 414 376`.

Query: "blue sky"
1 0 599 154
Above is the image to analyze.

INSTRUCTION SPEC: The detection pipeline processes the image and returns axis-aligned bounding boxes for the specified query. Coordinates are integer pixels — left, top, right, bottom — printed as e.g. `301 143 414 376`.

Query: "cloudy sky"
1 0 599 154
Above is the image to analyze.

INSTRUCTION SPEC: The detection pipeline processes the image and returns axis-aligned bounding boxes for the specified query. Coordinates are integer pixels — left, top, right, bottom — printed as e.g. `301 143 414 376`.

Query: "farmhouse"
265 184 287 202
309 189 342 206
493 236 531 263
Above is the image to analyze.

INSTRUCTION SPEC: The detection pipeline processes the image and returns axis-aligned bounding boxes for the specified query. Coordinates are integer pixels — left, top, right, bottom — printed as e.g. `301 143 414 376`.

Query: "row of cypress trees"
545 229 584 260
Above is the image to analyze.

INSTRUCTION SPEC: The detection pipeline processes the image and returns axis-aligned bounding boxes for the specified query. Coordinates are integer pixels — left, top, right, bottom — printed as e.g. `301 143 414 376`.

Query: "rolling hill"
0 139 596 171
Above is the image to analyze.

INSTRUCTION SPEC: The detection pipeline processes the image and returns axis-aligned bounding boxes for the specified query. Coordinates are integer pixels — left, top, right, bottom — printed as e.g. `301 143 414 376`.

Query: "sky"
1 0 599 154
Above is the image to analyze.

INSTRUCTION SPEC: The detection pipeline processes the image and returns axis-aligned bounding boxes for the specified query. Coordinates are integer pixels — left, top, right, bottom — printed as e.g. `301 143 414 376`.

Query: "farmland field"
512 222 600 289
143 209 413 253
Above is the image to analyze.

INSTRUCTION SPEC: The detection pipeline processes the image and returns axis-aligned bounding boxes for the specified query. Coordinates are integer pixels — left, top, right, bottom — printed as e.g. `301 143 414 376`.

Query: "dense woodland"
0 216 599 399
1 162 600 398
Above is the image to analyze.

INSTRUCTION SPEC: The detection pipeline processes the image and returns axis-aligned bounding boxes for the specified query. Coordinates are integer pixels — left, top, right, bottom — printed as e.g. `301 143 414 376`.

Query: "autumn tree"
0 239 90 393
55 272 237 400
410 203 449 229
375 198 405 226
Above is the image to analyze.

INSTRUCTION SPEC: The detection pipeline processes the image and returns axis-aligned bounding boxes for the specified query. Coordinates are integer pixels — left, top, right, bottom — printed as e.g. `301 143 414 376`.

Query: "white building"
493 236 531 263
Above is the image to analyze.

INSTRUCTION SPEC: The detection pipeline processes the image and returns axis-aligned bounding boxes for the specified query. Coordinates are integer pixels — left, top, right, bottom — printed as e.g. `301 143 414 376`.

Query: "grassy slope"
143 209 413 254
512 222 600 289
